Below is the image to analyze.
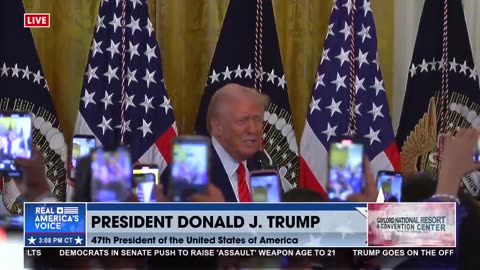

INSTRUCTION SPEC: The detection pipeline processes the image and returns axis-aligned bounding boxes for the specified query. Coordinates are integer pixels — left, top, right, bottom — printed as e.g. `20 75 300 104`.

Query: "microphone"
253 150 278 170
253 150 294 192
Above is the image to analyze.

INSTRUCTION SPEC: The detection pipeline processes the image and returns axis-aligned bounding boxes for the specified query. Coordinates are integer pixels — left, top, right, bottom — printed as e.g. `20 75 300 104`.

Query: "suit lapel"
210 144 237 202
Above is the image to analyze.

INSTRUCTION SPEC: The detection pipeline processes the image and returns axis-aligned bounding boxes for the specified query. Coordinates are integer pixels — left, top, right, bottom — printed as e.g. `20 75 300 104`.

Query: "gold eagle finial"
400 97 438 175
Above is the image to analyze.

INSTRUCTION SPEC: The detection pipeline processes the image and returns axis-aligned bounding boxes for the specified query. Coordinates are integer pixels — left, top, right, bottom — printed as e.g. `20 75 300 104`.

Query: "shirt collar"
212 136 245 178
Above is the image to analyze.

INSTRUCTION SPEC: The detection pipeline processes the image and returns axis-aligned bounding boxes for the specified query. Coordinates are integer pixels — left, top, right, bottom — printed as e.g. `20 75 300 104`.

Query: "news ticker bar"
24 202 457 248
24 247 456 258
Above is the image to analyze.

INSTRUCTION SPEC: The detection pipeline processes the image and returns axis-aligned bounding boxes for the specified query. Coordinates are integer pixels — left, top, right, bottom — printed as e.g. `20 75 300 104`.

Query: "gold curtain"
24 0 393 145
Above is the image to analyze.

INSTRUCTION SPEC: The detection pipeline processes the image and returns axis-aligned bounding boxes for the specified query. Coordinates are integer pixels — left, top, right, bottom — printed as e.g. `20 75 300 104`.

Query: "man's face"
213 96 264 161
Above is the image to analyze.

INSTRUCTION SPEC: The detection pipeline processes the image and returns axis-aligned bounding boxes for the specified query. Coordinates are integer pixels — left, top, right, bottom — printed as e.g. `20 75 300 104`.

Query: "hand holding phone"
90 147 132 202
170 136 210 202
249 169 281 202
71 135 96 179
327 138 364 201
0 111 32 177
377 171 403 202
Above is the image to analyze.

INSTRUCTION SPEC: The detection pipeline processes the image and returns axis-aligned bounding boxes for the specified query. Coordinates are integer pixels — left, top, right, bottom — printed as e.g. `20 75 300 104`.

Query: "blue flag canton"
79 0 174 162
307 0 394 158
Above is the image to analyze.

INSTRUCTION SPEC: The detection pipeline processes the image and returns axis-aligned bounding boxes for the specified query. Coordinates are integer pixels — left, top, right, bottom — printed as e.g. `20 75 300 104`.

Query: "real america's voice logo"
24 13 50 28
25 203 87 247
34 206 80 229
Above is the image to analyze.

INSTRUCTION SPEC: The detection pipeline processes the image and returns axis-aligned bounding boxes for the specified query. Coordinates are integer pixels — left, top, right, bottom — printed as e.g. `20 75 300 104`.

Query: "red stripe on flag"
299 156 327 198
155 126 176 164
384 142 401 171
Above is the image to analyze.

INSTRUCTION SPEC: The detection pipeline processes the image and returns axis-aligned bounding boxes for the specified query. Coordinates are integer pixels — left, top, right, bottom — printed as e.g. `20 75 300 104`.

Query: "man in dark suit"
158 84 278 202
150 84 271 269
205 83 269 202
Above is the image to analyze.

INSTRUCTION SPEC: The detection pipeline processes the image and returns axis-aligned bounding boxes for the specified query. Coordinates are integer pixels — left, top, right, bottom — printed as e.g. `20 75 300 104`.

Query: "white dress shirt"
211 137 250 201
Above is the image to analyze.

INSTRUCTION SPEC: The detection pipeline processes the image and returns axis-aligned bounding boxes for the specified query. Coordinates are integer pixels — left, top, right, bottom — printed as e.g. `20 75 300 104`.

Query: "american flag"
74 0 177 184
300 0 400 194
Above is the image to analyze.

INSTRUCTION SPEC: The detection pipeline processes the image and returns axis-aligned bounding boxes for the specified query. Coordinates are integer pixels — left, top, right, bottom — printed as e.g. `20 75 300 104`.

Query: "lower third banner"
24 203 368 248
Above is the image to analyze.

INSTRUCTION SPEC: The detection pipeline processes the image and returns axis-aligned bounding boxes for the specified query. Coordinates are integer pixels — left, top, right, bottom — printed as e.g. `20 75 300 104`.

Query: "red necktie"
236 163 251 202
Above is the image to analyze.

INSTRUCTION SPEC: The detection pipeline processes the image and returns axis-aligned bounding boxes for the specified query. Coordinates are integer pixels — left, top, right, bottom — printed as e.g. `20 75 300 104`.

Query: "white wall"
392 0 480 132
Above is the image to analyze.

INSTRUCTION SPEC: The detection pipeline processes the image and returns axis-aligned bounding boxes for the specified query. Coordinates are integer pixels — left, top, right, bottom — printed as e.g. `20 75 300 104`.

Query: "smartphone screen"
132 173 156 203
71 135 96 179
250 171 281 202
0 214 23 231
90 147 132 202
0 112 32 176
327 139 364 201
133 164 159 185
474 136 480 162
377 171 403 202
171 137 209 202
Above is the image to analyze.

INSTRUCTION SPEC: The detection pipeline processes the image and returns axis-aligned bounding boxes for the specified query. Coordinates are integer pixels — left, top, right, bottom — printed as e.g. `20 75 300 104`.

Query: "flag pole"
120 0 128 146
254 0 264 93
255 0 265 153
439 0 450 134
348 0 358 136
437 0 450 173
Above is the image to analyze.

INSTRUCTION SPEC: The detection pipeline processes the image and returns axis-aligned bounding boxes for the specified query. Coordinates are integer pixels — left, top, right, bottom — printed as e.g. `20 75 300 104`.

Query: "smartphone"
0 214 23 231
474 136 480 162
377 171 403 202
0 111 32 177
327 138 364 201
71 135 96 179
250 169 282 202
132 173 156 202
90 147 132 202
170 136 210 202
133 164 159 185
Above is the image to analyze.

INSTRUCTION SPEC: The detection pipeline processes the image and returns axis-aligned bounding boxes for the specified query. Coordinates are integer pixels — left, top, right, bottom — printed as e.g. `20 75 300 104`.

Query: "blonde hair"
206 83 269 133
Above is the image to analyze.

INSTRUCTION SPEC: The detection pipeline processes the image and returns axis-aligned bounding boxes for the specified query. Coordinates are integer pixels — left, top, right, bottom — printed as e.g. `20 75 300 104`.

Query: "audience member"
401 172 437 202
13 146 54 202
282 188 327 202
281 188 328 270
